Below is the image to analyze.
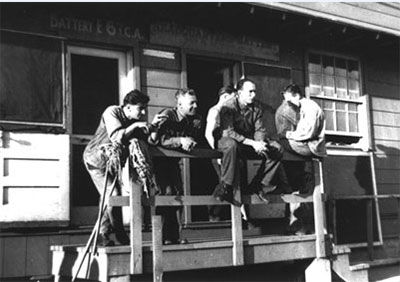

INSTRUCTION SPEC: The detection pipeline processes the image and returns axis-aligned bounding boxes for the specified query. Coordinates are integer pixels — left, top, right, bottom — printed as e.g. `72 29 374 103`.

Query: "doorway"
67 46 133 226
186 55 240 222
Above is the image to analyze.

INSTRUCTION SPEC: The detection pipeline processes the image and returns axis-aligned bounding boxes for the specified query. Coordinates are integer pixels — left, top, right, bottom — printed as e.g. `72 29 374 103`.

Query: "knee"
219 137 239 152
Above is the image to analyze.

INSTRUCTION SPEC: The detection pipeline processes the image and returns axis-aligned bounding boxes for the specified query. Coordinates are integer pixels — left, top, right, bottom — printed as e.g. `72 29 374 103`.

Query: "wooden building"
0 3 399 281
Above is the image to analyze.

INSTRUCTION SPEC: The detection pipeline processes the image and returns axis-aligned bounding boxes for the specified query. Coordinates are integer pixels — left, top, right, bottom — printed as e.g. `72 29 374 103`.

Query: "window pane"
336 78 348 98
0 31 63 124
336 112 347 132
323 75 335 96
325 110 335 131
323 56 334 75
309 53 321 73
349 113 359 132
309 74 322 94
323 100 334 110
335 58 347 77
348 103 358 112
349 80 360 99
336 102 346 110
348 60 359 79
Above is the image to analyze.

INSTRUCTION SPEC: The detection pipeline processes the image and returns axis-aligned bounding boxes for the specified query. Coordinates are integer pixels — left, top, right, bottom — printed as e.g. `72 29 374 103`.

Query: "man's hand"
251 140 269 155
180 137 197 152
151 114 168 129
133 121 152 134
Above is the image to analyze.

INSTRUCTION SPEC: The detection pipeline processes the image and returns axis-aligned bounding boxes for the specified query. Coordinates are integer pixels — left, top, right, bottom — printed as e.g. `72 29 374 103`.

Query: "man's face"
238 81 256 105
283 91 301 107
178 94 198 117
220 92 236 104
124 103 147 120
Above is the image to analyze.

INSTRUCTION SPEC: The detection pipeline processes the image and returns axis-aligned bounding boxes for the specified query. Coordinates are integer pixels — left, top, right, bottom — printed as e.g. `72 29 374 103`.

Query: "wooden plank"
3 236 26 277
141 47 180 71
366 199 374 260
144 87 177 107
231 161 244 266
0 236 4 277
371 97 400 113
374 141 400 157
376 184 400 196
109 193 316 207
372 111 400 127
149 147 222 159
373 125 400 141
26 235 49 276
48 235 70 274
151 216 163 282
125 163 143 275
375 169 400 185
142 68 180 88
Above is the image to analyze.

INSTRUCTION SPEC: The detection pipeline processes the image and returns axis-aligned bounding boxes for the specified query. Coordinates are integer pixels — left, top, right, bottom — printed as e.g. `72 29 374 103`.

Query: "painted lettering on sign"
50 15 144 41
151 22 279 61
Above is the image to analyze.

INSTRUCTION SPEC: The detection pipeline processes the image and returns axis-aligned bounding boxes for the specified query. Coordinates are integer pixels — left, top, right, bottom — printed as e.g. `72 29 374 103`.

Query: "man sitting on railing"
151 88 204 245
275 83 327 235
83 90 166 247
214 78 292 218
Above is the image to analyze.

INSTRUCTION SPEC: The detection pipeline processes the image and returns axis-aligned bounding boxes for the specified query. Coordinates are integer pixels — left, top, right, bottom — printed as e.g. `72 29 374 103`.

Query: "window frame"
0 29 66 128
305 49 367 141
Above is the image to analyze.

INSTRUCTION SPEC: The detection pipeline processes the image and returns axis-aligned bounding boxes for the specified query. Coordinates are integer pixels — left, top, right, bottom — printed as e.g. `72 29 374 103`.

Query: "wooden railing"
109 146 329 281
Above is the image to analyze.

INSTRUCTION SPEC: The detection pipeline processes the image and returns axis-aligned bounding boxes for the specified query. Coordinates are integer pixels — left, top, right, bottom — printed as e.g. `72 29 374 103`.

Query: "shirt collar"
175 107 186 122
237 97 253 111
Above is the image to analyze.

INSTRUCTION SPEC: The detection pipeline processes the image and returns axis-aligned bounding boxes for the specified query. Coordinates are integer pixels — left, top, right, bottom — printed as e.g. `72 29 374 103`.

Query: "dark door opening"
186 55 239 222
71 54 119 208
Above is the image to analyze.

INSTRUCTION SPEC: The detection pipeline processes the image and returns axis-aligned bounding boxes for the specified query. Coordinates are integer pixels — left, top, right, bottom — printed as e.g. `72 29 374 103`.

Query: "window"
0 30 63 128
307 52 363 140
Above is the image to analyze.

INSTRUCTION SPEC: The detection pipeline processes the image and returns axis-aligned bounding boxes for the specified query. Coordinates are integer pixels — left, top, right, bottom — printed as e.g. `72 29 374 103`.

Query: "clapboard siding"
380 217 399 237
373 125 400 141
374 156 400 170
375 169 400 185
144 86 177 107
2 236 26 277
26 235 49 276
372 111 400 127
0 233 89 278
142 68 181 89
376 184 400 195
374 140 400 156
141 46 181 71
371 97 400 112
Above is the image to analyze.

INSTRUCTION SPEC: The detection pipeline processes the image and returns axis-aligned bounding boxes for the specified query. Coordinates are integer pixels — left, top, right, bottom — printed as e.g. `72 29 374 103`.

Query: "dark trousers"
217 137 289 194
85 163 125 235
153 158 183 242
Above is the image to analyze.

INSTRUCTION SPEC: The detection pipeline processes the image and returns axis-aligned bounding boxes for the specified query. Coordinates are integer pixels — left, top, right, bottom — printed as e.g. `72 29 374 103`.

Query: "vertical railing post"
231 160 244 266
152 215 163 282
313 159 327 258
123 160 143 274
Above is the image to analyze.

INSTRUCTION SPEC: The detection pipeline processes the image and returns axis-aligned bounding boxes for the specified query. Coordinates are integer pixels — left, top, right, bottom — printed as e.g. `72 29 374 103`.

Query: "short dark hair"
123 90 150 106
218 85 236 96
175 88 196 99
236 78 255 91
282 84 305 98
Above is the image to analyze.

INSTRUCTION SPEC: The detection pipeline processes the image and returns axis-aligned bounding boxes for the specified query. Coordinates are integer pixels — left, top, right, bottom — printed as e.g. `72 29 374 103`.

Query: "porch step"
332 245 369 282
51 234 317 282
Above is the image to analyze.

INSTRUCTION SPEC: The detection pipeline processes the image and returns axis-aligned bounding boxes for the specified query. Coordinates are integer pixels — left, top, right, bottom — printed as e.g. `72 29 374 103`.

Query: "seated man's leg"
153 158 186 244
214 137 239 202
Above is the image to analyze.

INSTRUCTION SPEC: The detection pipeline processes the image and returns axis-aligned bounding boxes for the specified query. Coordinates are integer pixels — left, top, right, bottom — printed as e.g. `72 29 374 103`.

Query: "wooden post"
152 216 163 282
231 160 244 266
398 198 400 256
313 159 327 258
123 162 143 274
366 198 374 260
